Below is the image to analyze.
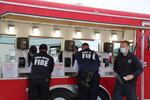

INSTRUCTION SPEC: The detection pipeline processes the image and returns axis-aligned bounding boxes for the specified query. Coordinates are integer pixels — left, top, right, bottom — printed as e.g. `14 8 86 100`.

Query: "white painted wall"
0 20 135 51
124 30 135 40
0 21 134 41
0 20 135 55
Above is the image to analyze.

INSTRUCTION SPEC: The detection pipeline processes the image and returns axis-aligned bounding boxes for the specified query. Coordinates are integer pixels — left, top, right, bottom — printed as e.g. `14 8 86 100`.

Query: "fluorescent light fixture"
112 33 117 41
54 28 61 37
94 31 100 40
8 24 14 34
75 30 81 38
32 26 40 36
129 40 133 42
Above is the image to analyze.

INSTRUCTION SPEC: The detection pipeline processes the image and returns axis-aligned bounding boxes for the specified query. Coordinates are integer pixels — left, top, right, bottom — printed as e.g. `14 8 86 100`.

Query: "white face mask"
120 47 126 54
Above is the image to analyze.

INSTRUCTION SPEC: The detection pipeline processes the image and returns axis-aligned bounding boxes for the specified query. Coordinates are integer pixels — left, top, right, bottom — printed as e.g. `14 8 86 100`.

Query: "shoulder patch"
128 59 132 64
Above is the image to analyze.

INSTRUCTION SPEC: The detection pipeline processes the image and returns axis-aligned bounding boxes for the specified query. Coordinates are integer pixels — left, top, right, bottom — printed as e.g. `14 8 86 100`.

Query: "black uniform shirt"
113 52 143 83
29 51 54 79
75 48 100 73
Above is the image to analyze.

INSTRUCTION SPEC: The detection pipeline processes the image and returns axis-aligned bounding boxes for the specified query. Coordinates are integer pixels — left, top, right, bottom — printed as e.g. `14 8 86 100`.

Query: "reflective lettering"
40 60 45 65
44 60 48 66
82 52 96 60
34 56 49 67
92 53 96 60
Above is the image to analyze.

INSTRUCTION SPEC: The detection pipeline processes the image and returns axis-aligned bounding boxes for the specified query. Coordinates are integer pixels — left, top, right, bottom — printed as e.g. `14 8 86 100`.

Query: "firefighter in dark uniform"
113 40 143 100
74 43 100 100
28 44 54 100
28 45 37 66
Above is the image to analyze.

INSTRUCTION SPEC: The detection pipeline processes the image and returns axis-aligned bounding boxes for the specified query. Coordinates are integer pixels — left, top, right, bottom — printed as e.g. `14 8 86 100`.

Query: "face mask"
120 47 126 54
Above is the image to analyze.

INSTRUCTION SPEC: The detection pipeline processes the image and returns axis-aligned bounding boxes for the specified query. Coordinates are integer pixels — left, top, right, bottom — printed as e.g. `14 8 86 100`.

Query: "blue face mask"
120 47 126 54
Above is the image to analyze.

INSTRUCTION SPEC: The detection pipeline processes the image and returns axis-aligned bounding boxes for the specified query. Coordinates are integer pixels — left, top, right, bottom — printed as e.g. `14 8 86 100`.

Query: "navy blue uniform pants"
28 78 50 100
113 82 137 100
78 74 100 100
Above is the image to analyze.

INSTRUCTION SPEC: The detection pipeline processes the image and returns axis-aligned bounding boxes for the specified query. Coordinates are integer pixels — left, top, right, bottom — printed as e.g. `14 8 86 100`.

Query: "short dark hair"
29 45 37 53
75 46 78 50
121 40 130 46
39 44 47 50
82 43 89 47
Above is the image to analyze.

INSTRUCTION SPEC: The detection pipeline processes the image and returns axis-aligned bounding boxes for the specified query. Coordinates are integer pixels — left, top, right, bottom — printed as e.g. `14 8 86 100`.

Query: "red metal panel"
136 23 150 99
143 25 150 99
50 77 77 86
0 77 116 100
50 77 116 99
3 0 150 19
0 79 28 100
136 30 143 100
0 3 142 26
100 77 116 98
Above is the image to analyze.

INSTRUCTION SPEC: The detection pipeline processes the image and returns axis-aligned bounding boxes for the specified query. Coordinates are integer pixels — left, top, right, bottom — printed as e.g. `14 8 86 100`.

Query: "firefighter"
28 45 37 66
28 44 54 100
113 40 143 100
74 43 100 100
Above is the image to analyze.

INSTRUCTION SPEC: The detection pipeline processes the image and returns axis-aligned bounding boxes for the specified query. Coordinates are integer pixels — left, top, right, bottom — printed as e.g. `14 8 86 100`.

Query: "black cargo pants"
78 73 100 100
28 78 50 100
113 81 137 100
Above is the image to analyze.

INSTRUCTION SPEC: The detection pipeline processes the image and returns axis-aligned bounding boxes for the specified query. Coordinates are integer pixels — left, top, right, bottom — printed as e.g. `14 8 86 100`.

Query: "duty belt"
79 70 94 88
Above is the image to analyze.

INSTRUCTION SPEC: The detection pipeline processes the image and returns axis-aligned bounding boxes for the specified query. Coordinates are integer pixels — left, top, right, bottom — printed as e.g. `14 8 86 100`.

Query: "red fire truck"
0 0 150 100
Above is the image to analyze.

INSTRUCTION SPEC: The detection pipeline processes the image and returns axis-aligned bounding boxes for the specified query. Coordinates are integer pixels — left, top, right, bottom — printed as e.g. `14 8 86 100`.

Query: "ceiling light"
54 28 61 37
112 33 117 41
94 31 100 40
75 30 81 38
32 26 40 36
8 24 15 34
